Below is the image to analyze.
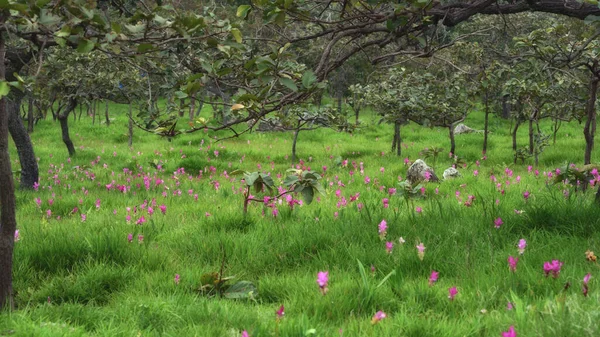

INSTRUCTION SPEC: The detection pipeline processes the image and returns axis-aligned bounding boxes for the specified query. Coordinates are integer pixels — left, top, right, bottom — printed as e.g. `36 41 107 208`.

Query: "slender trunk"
449 125 456 156
27 95 33 133
59 99 77 157
355 108 360 126
0 21 17 311
584 75 599 165
483 90 489 154
189 94 196 121
336 93 343 116
104 99 110 126
393 121 401 156
92 100 96 125
392 122 398 153
553 119 561 144
292 126 300 165
179 98 185 117
128 103 133 148
512 121 520 152
8 95 38 189
528 117 534 155
502 94 510 119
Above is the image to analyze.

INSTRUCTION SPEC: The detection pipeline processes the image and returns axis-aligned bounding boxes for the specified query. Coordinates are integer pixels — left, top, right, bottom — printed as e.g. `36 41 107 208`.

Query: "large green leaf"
231 28 242 43
236 5 252 19
0 81 10 99
279 77 298 92
76 39 95 53
302 71 317 89
301 186 314 204
223 281 258 299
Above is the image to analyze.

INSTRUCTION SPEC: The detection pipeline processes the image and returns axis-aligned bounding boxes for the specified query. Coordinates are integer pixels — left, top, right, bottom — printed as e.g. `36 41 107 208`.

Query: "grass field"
1 102 600 336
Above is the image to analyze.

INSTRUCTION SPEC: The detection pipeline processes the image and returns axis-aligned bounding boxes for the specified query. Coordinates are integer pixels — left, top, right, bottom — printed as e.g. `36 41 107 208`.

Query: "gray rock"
406 159 439 185
443 167 461 179
454 123 482 135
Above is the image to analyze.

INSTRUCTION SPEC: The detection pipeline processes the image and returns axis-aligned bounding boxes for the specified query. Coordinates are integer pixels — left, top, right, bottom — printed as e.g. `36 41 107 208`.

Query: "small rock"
454 123 482 135
443 167 461 179
406 159 439 185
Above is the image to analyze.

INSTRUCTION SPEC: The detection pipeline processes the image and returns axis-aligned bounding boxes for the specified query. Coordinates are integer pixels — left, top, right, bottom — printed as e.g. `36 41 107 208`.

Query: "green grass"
1 102 600 336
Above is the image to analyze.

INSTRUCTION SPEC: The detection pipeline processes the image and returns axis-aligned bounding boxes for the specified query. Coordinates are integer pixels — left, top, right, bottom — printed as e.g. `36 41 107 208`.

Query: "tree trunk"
393 120 401 156
336 93 343 115
502 94 510 119
449 125 456 156
128 103 133 148
92 100 96 125
584 76 598 165
512 120 520 152
104 99 110 126
0 24 17 311
179 98 185 117
8 95 38 190
292 127 300 165
59 99 77 157
528 117 534 155
27 95 33 133
189 94 196 121
553 119 561 145
483 90 489 154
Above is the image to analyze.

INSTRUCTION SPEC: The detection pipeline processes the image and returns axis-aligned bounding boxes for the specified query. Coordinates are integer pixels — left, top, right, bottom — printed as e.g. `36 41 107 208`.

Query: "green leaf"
301 186 314 204
236 5 252 19
283 175 299 187
76 39 95 53
137 43 154 53
302 71 317 89
244 172 259 186
223 281 258 299
0 81 10 98
231 28 242 43
279 77 298 92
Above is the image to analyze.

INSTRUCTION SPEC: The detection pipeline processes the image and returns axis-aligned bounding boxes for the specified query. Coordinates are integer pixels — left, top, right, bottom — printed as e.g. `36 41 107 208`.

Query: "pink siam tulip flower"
429 270 439 286
415 206 422 214
543 260 563 278
81 214 87 222
159 205 167 214
416 243 426 260
276 305 285 319
523 191 530 200
507 302 513 310
494 217 503 229
508 256 518 272
317 271 329 295
517 239 527 255
583 273 591 297
448 287 458 300
371 311 386 324
378 220 388 238
137 234 144 244
364 176 371 184
241 331 249 337
174 274 180 285
385 241 394 254
502 326 516 337
127 233 133 243
382 198 389 208
14 230 20 242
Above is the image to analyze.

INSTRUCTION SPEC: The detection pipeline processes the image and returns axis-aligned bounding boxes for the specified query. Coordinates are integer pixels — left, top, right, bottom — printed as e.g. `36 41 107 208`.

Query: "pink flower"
415 206 422 214
127 233 133 243
382 198 389 208
14 230 20 242
543 260 563 278
371 310 386 324
508 256 518 272
494 217 503 229
378 220 388 237
507 302 513 310
364 176 371 184
385 241 394 254
501 326 516 337
317 271 329 295
95 199 101 209
276 305 285 319
448 287 458 300
416 243 426 260
81 214 87 222
583 273 591 297
174 274 180 285
523 191 530 200
241 331 249 337
429 270 439 286
159 205 167 214
137 234 144 244
517 239 527 255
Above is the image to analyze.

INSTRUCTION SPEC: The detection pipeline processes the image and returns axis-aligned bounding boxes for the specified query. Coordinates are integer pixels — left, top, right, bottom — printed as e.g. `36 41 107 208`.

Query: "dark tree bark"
189 93 196 121
483 91 490 154
528 117 534 155
512 120 520 152
291 126 300 165
0 22 17 311
584 75 598 165
104 99 110 126
552 119 561 144
27 95 33 133
449 125 456 156
501 94 510 119
58 99 77 157
128 103 133 148
8 94 38 189
392 120 401 156
179 98 185 117
92 100 96 125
